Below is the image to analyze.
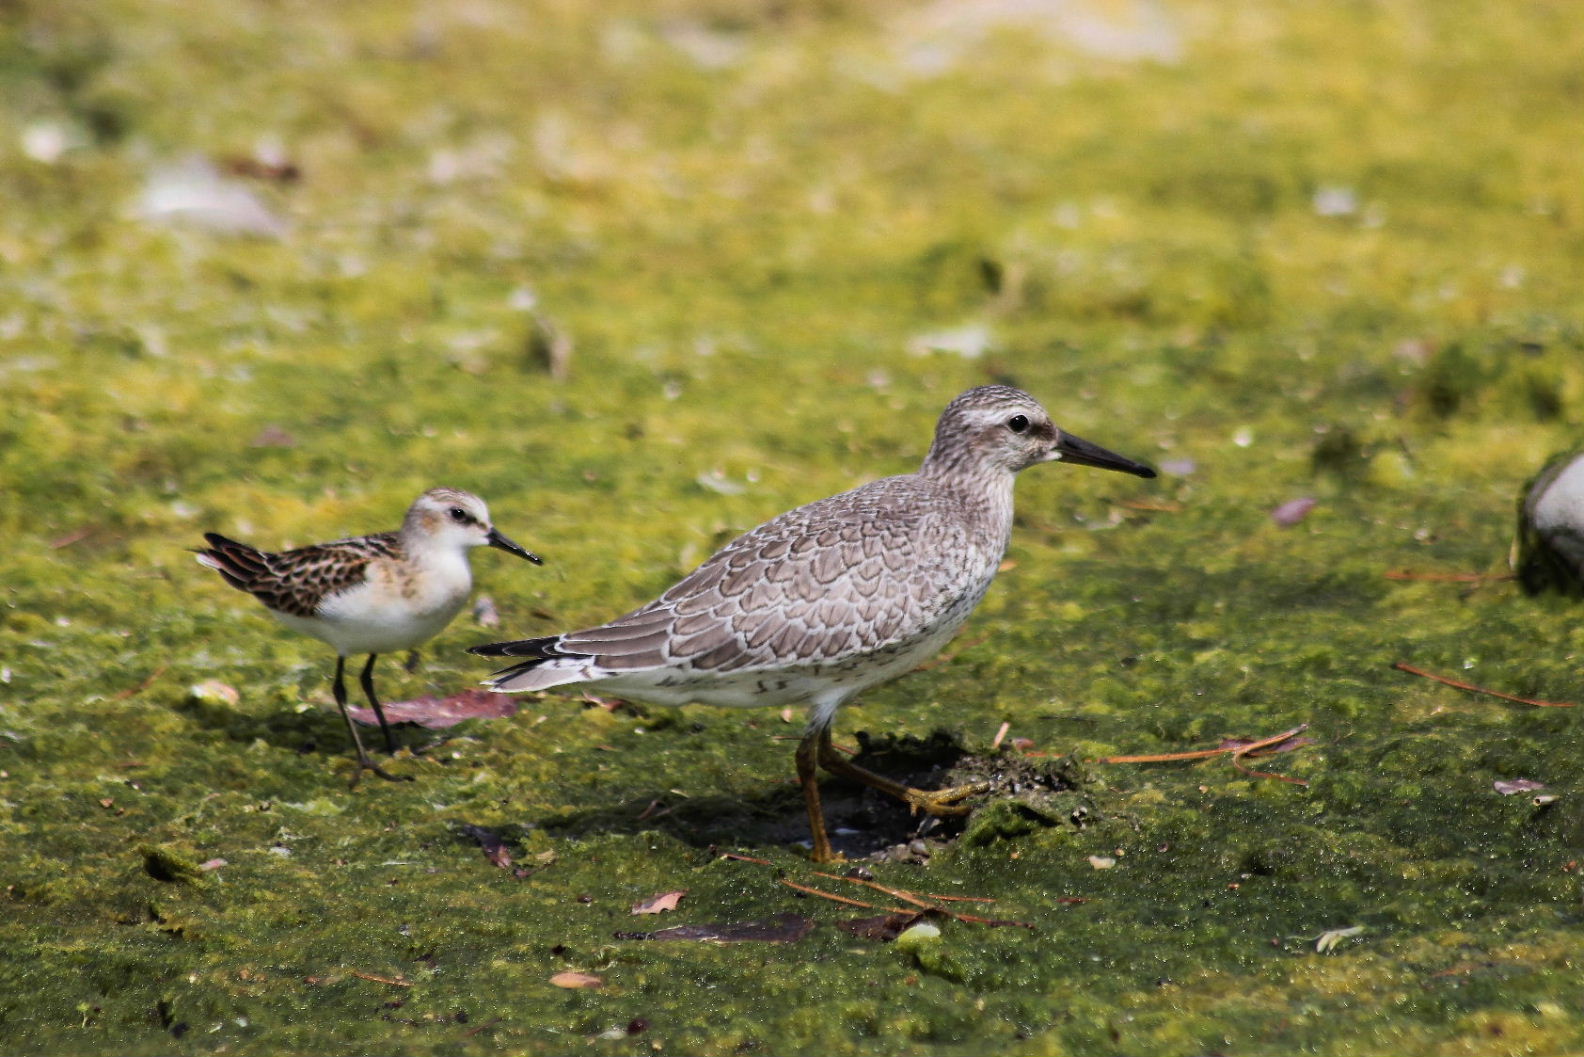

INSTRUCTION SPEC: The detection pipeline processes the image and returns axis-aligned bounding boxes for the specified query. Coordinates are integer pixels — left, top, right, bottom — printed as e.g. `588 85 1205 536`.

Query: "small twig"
812 872 935 911
812 872 1034 928
1228 727 1312 786
1384 569 1514 584
942 909 1037 930
348 970 411 988
48 527 95 550
1097 746 1230 764
990 721 1011 751
1430 962 1482 978
781 878 913 914
735 855 1032 929
809 872 998 907
1230 759 1310 786
1097 723 1309 765
1095 724 1310 786
1393 661 1574 708
462 1017 504 1039
913 891 998 905
111 665 168 701
720 852 774 866
635 799 672 821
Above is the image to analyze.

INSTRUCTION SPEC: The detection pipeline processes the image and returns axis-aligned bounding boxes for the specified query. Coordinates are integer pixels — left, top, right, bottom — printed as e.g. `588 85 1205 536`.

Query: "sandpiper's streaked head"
406 487 542 564
922 385 1159 479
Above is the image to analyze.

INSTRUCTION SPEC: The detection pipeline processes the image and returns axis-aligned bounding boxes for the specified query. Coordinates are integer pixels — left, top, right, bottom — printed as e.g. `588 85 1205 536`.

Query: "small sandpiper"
471 386 1154 861
197 487 541 781
1516 449 1584 595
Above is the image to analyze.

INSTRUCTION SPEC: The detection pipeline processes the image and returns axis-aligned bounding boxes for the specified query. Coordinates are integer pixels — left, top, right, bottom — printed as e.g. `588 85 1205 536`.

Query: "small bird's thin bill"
488 528 543 564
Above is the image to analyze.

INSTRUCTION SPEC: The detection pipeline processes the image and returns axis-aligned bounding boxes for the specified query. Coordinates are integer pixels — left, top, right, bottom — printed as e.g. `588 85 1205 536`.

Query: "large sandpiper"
472 387 1153 860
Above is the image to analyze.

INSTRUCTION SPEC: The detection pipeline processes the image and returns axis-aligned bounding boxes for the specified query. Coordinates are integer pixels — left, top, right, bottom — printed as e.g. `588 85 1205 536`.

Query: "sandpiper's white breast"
291 547 474 656
1531 454 1584 537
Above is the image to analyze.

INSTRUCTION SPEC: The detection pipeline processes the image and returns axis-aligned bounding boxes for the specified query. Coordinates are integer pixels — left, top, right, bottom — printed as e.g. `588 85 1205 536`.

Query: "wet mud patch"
826 732 1092 862
516 729 1090 861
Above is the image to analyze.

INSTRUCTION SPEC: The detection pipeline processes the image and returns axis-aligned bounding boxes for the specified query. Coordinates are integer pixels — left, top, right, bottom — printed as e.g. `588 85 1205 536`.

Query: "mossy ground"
3 1 1583 1053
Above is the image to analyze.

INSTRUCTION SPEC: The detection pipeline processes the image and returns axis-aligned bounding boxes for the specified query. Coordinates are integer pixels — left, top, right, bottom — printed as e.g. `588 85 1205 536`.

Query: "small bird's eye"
449 507 470 523
1007 414 1030 434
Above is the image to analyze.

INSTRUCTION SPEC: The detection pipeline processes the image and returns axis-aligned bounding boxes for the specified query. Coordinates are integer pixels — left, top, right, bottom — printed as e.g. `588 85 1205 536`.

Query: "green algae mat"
3 1 1583 1053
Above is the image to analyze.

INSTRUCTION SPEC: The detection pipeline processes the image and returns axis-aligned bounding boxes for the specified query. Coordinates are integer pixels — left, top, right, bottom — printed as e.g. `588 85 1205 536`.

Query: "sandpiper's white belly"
280 553 473 657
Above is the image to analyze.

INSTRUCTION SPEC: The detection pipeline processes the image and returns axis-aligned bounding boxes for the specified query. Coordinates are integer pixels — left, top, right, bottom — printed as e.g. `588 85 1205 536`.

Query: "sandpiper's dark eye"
449 507 470 523
1007 414 1030 434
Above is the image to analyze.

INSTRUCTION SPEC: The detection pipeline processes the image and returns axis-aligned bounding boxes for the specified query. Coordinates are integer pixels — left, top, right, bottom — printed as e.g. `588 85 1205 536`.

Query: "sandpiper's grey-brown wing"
474 477 973 681
197 532 400 618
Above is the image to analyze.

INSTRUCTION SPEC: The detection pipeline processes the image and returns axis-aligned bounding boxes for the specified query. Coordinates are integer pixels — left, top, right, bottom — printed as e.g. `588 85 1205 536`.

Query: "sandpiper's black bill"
1053 432 1157 478
488 528 543 564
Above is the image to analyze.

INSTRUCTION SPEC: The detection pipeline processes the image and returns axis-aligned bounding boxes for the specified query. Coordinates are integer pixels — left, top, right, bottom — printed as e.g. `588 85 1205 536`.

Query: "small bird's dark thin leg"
332 655 407 785
814 725 988 817
795 726 838 864
358 653 399 753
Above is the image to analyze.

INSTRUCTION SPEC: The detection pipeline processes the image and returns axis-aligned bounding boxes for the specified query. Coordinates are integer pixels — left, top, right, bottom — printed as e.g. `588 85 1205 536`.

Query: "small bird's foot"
346 753 414 787
902 780 991 817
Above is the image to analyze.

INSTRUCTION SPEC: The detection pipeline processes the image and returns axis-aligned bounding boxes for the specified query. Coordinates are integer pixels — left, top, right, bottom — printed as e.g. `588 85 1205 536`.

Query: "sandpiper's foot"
813 725 988 817
902 780 992 817
347 751 413 787
808 843 845 865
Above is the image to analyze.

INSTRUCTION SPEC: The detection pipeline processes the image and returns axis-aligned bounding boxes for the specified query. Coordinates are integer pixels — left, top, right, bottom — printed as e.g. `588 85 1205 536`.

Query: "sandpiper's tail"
468 635 600 692
194 532 269 592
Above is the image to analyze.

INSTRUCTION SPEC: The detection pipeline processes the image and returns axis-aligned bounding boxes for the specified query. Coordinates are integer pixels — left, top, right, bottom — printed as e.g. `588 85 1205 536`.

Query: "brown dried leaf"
631 890 686 915
459 824 514 870
347 689 518 729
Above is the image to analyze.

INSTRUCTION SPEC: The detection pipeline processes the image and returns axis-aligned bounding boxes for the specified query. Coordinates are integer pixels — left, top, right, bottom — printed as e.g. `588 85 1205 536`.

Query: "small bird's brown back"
196 532 400 618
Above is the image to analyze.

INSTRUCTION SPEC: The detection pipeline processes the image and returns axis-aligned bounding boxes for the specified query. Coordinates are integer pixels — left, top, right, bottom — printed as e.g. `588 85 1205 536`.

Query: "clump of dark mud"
816 730 1094 862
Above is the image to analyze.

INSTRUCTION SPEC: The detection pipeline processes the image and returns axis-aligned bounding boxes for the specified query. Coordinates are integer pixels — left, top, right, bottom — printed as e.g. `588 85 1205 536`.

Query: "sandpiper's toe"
902 781 992 817
346 754 414 787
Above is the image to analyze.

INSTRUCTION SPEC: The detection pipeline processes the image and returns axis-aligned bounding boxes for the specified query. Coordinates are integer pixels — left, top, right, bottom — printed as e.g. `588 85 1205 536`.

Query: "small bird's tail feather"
194 533 269 592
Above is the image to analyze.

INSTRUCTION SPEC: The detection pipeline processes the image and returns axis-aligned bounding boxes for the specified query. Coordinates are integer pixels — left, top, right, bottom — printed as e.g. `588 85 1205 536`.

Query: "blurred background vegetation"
1 0 1582 1054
